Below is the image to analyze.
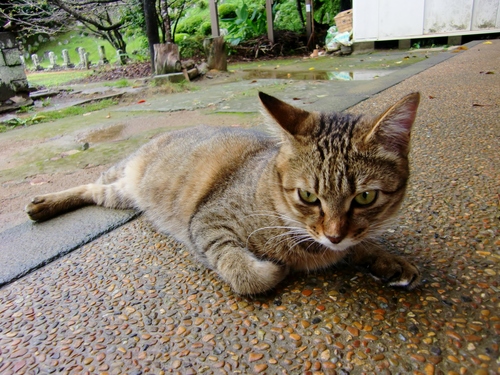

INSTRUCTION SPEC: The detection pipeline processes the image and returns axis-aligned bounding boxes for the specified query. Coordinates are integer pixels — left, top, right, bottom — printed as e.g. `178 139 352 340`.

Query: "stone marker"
31 54 42 71
48 51 58 69
61 49 74 68
98 45 108 65
78 47 86 68
84 52 90 69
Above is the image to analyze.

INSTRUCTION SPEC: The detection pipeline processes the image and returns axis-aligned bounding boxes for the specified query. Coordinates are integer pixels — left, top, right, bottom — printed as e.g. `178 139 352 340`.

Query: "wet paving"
240 69 394 81
0 41 499 374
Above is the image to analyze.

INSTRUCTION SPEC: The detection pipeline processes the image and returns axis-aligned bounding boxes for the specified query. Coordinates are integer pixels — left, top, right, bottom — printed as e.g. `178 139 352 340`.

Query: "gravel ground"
0 42 498 374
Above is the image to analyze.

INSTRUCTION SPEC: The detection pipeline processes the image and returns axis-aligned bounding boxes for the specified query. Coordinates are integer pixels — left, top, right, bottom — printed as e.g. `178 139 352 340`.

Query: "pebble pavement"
0 41 499 374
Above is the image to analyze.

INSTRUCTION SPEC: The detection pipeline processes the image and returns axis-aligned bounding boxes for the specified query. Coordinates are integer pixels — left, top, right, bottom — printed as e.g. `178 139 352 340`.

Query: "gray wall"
0 32 29 101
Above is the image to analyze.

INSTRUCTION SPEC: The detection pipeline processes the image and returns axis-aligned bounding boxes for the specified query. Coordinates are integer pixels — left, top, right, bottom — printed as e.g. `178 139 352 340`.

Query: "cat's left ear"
259 91 315 137
366 92 420 156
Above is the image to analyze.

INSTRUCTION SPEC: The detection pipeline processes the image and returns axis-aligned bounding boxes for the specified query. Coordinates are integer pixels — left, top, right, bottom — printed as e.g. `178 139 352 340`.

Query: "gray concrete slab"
0 207 137 286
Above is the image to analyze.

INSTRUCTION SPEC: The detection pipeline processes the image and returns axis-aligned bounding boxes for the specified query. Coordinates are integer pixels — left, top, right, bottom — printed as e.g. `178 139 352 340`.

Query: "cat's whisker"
262 229 310 250
245 225 307 248
246 211 302 226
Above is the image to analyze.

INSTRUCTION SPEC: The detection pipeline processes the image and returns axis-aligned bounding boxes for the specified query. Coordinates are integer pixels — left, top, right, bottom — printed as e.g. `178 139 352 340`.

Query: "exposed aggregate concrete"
0 41 499 375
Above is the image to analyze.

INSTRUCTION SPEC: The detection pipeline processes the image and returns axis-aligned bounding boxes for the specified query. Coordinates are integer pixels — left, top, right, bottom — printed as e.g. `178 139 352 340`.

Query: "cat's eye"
298 189 319 204
353 190 378 206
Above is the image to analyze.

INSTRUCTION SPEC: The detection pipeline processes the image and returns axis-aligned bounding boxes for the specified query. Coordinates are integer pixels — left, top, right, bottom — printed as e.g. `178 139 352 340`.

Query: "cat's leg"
26 181 133 222
204 245 289 295
347 243 421 289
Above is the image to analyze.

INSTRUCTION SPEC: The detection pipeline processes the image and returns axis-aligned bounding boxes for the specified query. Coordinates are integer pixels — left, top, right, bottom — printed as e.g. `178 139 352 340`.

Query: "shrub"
176 14 206 35
218 3 238 19
177 35 205 59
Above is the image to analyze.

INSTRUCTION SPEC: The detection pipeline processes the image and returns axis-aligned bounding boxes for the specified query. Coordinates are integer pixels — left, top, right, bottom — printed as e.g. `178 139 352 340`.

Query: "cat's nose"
326 235 344 244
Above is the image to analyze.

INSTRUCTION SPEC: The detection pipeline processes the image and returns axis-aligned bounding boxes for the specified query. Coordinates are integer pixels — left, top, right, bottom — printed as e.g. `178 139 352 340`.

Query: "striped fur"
26 92 421 294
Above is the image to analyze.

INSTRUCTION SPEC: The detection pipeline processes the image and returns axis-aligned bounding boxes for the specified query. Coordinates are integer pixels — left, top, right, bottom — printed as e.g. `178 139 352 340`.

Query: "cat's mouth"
319 236 358 252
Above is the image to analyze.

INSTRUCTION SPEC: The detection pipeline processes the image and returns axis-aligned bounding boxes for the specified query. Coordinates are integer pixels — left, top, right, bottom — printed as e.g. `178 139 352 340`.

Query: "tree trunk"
203 36 227 71
144 0 160 72
154 43 182 75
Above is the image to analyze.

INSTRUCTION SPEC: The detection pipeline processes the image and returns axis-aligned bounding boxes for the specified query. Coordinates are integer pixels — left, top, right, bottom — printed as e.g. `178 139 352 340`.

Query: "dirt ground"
0 74 262 232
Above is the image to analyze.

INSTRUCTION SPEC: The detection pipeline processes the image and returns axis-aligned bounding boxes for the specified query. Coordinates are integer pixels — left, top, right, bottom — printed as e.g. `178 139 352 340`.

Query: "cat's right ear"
365 92 420 156
259 92 315 137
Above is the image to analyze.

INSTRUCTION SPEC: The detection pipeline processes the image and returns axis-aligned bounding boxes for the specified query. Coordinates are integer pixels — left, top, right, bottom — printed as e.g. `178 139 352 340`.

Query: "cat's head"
259 91 420 251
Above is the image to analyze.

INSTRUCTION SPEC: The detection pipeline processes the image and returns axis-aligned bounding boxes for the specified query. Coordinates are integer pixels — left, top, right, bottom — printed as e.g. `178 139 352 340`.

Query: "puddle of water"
242 69 394 81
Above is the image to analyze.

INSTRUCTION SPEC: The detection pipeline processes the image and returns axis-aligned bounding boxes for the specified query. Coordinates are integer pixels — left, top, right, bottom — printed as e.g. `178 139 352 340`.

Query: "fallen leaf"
250 80 257 83
292 97 301 100
429 95 436 99
106 113 111 119
316 94 327 98
309 67 315 70
452 45 468 53
480 71 494 75
137 99 146 104
472 103 492 107
483 41 492 45
395 61 403 64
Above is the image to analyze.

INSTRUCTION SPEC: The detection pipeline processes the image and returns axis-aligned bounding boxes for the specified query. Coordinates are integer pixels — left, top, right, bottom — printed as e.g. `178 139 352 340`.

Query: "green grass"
26 70 93 88
105 78 131 88
25 29 146 70
0 99 118 133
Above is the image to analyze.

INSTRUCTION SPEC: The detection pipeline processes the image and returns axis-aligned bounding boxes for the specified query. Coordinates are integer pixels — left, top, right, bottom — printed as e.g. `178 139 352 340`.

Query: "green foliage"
273 0 305 32
218 3 238 18
314 0 341 25
176 13 207 35
0 99 118 133
222 3 267 46
176 34 205 59
0 114 46 132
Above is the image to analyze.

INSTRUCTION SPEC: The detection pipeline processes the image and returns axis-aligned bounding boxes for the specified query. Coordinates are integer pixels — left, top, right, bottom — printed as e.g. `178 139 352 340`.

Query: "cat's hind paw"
26 196 50 222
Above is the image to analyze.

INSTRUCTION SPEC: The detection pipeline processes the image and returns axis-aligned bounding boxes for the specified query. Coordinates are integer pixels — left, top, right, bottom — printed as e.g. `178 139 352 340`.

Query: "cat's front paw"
368 254 421 290
221 257 289 295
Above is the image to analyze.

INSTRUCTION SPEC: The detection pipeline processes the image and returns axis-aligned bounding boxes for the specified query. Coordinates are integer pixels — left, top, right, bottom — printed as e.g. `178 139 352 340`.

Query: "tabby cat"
26 92 421 295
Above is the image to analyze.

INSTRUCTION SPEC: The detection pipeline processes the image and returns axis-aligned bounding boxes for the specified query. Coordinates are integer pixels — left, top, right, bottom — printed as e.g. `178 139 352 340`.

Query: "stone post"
61 49 73 68
78 47 86 68
98 45 108 65
31 54 42 71
84 52 90 69
48 51 58 69
116 50 124 65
